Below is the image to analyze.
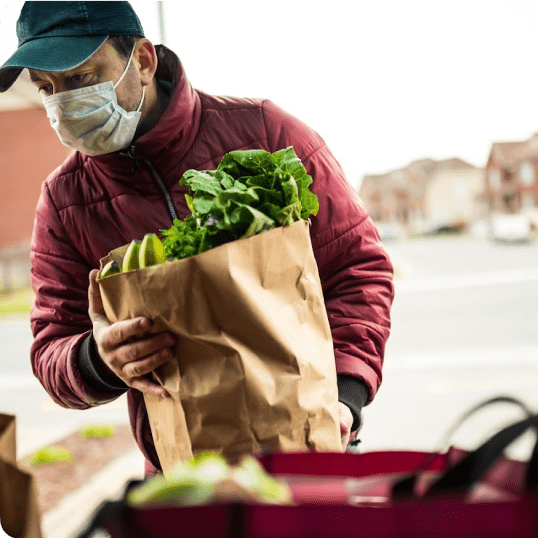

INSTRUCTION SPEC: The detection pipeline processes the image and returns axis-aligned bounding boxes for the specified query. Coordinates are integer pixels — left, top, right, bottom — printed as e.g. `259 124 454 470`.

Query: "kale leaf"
160 147 319 260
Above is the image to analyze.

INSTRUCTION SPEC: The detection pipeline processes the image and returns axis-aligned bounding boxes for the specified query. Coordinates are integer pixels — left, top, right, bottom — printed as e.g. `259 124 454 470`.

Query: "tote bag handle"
393 396 536 499
423 412 538 497
75 481 140 538
432 395 534 453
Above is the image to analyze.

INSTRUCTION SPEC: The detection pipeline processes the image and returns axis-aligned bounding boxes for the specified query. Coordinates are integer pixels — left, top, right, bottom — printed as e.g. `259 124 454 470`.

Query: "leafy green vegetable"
127 452 291 507
232 455 292 504
161 147 318 261
127 452 228 506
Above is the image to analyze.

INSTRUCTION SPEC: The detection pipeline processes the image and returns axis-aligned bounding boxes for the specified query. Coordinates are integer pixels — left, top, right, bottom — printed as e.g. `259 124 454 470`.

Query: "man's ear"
135 39 158 86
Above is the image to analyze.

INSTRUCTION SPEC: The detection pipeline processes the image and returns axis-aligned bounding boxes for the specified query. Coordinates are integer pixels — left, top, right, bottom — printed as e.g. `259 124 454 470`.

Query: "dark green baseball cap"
0 1 145 92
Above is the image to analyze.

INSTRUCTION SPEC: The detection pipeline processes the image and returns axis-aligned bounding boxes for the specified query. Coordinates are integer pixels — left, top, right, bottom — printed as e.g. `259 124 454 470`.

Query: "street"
0 321 131 458
361 235 538 458
0 235 537 460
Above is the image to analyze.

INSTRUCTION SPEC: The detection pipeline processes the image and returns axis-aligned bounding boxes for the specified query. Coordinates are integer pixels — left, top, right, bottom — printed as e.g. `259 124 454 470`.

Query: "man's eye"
38 85 52 96
69 73 89 85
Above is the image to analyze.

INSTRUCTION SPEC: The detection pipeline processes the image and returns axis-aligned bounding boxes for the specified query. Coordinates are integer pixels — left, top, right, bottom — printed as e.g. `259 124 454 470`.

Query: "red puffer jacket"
30 46 394 472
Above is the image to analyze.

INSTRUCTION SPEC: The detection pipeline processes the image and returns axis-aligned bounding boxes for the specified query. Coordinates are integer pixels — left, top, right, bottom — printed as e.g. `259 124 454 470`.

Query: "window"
522 192 536 210
488 169 501 190
519 161 535 186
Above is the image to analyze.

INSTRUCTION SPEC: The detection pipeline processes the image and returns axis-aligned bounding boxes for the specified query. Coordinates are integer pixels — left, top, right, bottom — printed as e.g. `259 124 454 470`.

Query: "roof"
361 157 479 195
488 135 538 168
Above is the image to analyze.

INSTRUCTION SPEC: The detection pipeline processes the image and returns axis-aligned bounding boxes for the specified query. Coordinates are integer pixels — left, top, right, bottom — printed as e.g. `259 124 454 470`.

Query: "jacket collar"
90 45 201 185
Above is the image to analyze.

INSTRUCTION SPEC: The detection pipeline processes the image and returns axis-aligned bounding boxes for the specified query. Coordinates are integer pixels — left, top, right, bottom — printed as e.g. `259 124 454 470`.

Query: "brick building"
484 134 538 222
0 71 71 289
360 157 484 235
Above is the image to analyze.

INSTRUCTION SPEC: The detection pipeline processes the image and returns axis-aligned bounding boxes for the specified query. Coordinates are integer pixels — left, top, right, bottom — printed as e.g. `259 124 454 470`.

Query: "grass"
0 286 34 317
79 424 116 439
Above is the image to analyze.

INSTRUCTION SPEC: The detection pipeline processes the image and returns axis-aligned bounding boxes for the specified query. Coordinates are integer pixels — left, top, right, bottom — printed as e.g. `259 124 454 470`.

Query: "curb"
41 448 145 538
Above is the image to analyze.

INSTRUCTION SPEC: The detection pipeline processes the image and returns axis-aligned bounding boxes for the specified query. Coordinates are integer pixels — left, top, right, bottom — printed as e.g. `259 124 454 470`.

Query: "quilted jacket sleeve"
307 144 394 403
29 181 127 409
262 101 395 416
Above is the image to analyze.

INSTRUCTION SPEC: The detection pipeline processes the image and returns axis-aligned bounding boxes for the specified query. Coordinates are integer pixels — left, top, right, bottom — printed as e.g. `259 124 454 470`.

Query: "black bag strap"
74 500 129 538
74 480 142 538
425 413 538 497
432 396 534 453
392 396 536 499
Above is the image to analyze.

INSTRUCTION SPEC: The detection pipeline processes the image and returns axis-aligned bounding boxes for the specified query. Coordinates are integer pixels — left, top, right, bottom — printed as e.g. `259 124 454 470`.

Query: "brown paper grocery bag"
99 220 342 474
0 414 42 538
0 415 15 465
0 461 42 538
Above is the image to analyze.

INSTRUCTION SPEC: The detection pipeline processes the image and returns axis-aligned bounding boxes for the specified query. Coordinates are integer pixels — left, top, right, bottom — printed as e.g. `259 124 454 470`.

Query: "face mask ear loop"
136 87 145 112
113 44 136 89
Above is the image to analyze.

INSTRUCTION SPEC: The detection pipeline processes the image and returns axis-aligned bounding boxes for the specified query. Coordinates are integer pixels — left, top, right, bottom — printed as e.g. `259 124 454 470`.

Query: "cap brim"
0 35 108 92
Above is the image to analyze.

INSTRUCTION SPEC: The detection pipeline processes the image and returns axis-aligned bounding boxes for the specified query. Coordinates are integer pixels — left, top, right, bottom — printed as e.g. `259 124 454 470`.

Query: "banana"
98 260 121 279
122 239 142 272
139 233 167 268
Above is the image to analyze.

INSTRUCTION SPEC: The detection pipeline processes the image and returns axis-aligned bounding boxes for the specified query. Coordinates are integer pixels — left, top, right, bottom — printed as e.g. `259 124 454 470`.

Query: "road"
0 320 131 458
361 235 538 458
0 235 537 459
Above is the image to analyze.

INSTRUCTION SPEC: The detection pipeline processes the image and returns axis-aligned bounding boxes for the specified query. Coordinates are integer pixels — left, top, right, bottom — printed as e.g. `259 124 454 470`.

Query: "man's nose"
51 80 71 94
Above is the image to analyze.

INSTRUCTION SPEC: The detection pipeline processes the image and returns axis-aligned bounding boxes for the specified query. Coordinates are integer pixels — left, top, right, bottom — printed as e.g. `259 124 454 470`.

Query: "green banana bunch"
98 233 168 279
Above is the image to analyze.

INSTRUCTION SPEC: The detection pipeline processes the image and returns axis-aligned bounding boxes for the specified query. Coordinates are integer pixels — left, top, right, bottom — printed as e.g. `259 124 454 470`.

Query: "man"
0 1 394 475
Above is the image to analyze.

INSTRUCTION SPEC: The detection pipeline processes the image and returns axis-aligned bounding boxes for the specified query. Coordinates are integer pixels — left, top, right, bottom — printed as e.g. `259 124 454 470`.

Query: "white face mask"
43 46 145 156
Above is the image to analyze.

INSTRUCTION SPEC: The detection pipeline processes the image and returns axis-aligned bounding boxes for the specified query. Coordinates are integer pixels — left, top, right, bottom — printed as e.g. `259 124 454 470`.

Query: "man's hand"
338 401 354 450
88 269 175 398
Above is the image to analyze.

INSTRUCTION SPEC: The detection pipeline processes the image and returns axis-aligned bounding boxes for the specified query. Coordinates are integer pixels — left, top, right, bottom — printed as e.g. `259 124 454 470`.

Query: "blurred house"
0 71 71 290
360 157 484 235
484 134 538 225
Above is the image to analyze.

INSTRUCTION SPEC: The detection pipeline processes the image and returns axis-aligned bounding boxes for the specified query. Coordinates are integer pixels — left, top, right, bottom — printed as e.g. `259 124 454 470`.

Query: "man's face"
28 41 143 112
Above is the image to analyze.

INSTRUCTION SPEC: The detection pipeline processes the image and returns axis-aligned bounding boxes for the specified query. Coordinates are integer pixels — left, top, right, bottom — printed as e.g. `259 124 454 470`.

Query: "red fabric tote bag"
77 401 538 538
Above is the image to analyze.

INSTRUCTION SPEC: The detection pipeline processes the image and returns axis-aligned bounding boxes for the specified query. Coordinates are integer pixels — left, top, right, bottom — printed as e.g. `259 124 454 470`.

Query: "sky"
2 1 538 190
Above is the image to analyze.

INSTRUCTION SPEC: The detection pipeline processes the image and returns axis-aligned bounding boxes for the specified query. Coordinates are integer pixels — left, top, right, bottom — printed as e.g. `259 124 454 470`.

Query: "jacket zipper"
121 145 178 221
